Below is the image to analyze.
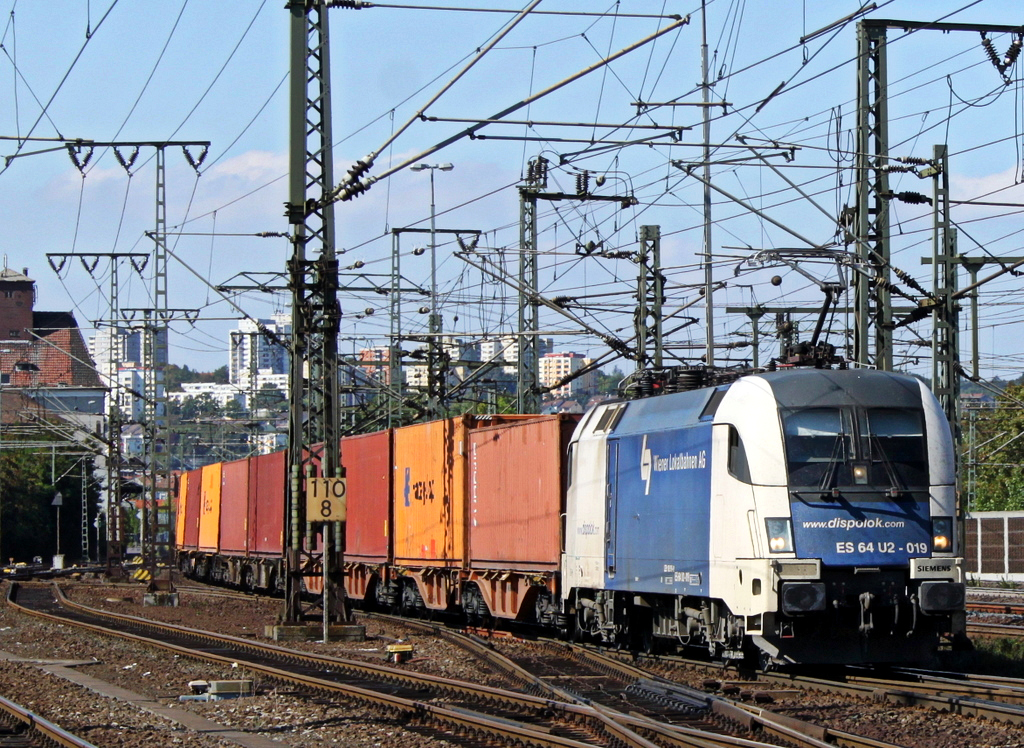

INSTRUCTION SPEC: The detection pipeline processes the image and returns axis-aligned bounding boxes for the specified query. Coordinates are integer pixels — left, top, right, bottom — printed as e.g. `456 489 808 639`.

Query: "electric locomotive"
561 366 965 665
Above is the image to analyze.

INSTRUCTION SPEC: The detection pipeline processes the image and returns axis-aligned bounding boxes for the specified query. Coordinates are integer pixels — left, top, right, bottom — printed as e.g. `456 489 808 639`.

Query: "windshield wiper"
818 432 847 497
870 434 905 498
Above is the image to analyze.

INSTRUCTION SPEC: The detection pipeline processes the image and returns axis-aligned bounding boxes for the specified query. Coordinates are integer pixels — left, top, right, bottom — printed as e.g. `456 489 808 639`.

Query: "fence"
964 511 1024 581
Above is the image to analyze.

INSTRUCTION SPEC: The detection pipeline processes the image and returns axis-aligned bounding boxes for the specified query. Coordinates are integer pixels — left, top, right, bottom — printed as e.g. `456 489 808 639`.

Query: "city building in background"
229 314 291 385
539 351 598 400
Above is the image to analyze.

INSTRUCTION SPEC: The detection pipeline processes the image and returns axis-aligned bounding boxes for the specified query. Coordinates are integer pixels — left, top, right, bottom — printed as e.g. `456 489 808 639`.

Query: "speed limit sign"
305 477 347 522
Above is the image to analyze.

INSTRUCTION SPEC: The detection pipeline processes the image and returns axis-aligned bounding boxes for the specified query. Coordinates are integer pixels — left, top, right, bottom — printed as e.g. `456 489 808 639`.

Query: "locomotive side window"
728 425 751 483
593 403 627 434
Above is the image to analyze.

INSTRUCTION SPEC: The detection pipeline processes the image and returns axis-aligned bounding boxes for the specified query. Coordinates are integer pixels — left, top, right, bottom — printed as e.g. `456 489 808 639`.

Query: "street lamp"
0 349 13 565
410 162 454 417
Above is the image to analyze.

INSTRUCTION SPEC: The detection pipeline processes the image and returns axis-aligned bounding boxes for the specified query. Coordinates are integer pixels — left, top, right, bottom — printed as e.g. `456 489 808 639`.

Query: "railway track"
0 693 98 748
358 611 911 748
174 580 1024 739
13 583 614 748
17 581 919 748
967 601 1024 616
967 621 1024 639
739 662 1024 725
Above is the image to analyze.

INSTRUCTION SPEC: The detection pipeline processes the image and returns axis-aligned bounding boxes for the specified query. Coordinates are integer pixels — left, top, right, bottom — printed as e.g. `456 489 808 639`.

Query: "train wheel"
628 609 654 653
570 609 589 643
399 582 422 618
239 565 254 593
554 613 571 640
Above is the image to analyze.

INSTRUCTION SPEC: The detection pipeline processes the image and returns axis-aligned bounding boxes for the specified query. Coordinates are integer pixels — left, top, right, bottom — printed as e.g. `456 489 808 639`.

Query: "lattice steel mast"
284 0 346 629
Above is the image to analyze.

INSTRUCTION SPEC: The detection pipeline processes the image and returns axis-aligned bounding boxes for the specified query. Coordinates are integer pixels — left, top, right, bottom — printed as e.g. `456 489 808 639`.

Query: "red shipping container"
467 415 578 570
341 429 392 563
249 450 286 557
219 458 250 556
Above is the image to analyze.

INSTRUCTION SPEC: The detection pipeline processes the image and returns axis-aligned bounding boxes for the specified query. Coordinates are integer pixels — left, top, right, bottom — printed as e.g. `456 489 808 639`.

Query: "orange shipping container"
468 415 578 571
176 467 203 549
220 458 250 556
174 471 191 551
392 415 540 567
249 450 286 557
393 419 463 567
198 462 223 553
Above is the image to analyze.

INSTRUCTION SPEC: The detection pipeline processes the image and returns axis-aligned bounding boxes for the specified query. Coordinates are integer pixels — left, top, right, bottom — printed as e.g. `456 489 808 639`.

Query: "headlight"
932 516 953 552
852 464 869 484
766 518 794 553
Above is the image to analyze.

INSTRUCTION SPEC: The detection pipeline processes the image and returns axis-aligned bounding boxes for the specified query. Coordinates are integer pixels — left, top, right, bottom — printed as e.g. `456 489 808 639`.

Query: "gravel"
5 577 1024 748
0 579 468 747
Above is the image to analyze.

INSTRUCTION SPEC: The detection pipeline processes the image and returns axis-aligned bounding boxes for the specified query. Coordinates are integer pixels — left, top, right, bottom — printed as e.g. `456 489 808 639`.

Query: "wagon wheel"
627 608 654 653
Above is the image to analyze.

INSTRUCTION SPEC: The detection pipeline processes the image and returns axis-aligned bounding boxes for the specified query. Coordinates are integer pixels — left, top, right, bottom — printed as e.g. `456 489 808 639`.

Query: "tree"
0 439 98 564
252 383 286 413
967 384 1024 511
595 368 626 396
180 393 221 421
165 365 230 391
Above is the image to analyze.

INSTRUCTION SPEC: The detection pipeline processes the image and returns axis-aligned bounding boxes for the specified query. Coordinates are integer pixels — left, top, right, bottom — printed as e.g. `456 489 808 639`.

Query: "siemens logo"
917 565 952 573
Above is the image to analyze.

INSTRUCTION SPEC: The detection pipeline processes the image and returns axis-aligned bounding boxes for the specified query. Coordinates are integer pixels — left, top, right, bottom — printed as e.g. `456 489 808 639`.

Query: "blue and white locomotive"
562 367 965 665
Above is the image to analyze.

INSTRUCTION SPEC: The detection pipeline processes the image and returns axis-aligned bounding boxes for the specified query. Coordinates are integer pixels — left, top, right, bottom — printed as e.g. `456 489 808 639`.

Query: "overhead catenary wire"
8 1 1024 389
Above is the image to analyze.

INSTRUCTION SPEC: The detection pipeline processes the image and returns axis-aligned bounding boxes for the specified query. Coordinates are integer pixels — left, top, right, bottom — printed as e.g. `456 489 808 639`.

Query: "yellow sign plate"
305 477 347 522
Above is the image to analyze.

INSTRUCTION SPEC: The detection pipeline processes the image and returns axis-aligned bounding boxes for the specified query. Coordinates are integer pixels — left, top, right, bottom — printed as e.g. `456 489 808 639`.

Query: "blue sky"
3 0 1024 382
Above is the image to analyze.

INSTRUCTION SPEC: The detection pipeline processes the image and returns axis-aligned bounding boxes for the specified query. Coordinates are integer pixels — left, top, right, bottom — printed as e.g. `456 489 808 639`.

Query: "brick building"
0 266 103 428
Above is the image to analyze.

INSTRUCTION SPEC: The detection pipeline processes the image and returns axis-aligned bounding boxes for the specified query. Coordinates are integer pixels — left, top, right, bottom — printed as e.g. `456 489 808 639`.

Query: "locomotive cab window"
782 406 928 491
861 408 928 488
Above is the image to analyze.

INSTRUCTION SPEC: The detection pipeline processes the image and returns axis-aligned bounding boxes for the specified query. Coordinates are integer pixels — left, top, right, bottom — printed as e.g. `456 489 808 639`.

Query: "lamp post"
0 350 14 565
0 376 4 566
410 162 454 418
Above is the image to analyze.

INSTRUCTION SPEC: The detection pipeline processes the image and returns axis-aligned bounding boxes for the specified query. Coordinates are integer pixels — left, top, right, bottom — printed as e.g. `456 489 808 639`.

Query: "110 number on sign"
305 477 347 522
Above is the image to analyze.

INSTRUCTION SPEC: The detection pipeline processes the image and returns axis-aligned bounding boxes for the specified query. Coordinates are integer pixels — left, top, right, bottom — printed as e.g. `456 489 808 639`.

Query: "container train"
175 367 966 666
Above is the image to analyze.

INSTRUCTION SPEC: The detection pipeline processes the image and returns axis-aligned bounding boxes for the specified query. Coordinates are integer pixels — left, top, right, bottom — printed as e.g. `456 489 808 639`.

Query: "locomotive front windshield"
782 407 928 490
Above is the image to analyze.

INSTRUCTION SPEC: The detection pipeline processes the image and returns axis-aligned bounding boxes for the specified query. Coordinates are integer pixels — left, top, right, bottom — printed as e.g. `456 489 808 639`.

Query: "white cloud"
204 150 288 183
951 166 1024 210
